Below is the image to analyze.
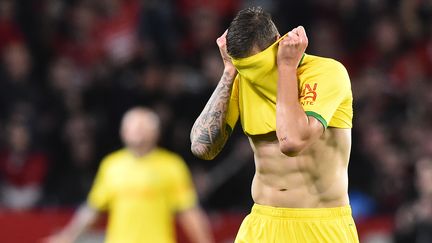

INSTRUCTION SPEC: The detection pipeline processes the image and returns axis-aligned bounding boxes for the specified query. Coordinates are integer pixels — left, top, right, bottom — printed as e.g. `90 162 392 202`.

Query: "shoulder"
305 54 348 73
99 149 129 169
154 148 191 177
302 54 351 87
154 148 185 164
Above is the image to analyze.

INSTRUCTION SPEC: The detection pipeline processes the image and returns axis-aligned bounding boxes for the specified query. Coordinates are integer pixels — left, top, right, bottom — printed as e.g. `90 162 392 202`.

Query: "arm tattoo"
191 71 235 160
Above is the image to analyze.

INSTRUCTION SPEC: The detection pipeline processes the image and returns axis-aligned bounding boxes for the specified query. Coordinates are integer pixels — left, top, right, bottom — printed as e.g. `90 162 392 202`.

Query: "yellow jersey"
87 148 197 243
226 36 353 135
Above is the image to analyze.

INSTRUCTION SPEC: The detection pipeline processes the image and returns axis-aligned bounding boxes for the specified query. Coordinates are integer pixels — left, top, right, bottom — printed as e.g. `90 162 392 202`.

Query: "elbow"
278 139 305 157
276 127 310 157
190 141 216 160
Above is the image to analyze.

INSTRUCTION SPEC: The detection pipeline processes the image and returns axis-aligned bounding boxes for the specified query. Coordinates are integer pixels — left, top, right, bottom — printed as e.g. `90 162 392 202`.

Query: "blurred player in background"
45 107 214 243
191 7 359 243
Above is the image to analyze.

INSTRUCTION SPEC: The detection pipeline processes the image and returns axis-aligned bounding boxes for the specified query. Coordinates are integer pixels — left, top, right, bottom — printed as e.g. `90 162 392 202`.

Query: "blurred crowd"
0 0 431 240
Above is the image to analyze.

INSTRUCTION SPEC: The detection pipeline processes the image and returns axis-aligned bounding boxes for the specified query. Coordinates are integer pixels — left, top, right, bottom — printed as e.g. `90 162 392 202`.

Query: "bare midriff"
249 128 351 208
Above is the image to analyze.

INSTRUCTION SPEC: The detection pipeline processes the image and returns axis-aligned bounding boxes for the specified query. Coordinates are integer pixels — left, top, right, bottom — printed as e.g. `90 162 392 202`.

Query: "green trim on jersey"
305 111 328 129
298 53 306 67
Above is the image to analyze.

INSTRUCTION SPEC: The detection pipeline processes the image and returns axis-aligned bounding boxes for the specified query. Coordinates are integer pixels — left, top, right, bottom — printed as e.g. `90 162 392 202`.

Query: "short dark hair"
227 7 278 59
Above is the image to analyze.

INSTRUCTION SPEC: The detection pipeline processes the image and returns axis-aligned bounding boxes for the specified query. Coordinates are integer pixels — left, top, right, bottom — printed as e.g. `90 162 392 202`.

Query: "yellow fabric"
87 148 197 243
227 35 353 135
235 204 359 243
225 74 240 130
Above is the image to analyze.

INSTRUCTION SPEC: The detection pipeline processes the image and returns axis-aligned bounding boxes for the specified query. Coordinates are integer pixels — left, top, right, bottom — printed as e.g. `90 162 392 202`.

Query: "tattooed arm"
191 71 236 160
190 31 237 160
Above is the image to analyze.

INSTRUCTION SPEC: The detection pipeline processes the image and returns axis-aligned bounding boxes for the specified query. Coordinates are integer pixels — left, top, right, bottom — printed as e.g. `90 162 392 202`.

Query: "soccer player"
190 7 359 243
46 107 214 243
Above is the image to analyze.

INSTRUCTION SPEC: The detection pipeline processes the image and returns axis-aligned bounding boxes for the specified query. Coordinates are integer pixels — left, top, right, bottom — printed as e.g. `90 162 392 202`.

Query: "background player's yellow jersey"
226 36 353 135
87 148 197 243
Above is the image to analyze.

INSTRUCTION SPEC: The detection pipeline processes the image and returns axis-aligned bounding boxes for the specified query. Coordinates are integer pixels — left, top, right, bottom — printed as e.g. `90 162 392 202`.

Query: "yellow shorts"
235 204 359 243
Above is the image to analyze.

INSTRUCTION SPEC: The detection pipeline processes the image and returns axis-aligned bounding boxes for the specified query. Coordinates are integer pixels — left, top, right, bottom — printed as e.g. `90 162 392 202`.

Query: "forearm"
61 204 99 240
275 26 322 156
276 66 314 155
190 69 236 160
178 207 214 243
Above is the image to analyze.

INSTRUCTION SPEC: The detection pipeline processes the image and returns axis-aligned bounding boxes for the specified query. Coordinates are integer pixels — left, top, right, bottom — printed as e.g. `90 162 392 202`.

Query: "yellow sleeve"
87 158 112 211
168 156 198 212
299 60 351 128
225 75 240 132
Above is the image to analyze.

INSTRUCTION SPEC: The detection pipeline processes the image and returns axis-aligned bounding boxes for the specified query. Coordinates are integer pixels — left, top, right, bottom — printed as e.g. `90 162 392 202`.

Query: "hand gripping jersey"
225 35 353 135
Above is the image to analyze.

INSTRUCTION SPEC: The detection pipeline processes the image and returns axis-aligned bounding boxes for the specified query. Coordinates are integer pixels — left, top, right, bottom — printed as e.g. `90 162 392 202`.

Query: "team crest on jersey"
300 83 318 105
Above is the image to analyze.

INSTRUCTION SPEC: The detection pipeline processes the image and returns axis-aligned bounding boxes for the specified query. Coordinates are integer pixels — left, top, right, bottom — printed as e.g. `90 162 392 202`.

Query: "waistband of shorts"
251 203 352 219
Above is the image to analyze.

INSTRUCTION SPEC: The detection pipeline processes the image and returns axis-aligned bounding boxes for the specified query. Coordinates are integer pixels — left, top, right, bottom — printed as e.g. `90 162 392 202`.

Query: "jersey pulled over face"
227 36 353 135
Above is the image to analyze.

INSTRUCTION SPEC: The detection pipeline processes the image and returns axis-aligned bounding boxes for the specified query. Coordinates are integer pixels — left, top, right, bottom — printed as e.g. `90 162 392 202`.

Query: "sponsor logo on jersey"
300 83 318 105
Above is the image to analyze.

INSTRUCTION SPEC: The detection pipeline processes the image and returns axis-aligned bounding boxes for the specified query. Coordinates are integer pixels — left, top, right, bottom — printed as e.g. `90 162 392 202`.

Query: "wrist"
278 64 297 74
223 67 237 79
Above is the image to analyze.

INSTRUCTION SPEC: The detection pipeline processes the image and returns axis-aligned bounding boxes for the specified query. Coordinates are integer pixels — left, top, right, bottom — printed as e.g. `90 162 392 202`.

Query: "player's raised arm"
276 26 324 157
190 31 238 160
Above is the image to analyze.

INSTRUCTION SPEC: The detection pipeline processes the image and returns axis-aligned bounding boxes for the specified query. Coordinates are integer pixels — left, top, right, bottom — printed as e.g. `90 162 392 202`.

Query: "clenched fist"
277 26 308 68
